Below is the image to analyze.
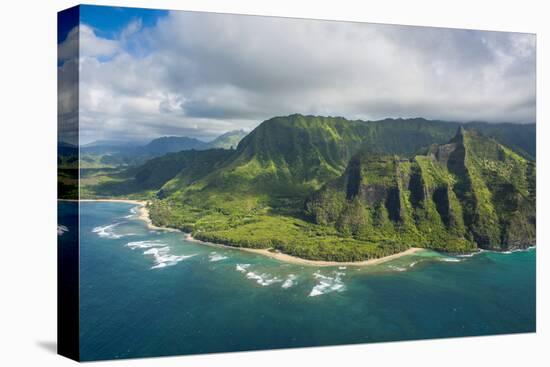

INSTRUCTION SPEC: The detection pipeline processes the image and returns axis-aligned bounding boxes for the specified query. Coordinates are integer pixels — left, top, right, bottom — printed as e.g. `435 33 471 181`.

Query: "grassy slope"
207 130 248 149
146 115 463 261
80 149 234 199
307 128 535 253
85 114 536 261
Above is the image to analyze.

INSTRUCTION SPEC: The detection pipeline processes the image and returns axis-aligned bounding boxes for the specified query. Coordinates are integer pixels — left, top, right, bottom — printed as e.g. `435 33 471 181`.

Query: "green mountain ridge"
79 130 248 168
305 127 535 252
80 149 234 198
208 130 248 149
157 114 535 202
82 114 536 261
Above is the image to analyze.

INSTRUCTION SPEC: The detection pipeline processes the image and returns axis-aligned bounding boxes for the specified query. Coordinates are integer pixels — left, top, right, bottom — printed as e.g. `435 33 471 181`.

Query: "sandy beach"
240 247 423 267
78 198 423 266
183 233 423 267
135 204 181 232
78 199 180 232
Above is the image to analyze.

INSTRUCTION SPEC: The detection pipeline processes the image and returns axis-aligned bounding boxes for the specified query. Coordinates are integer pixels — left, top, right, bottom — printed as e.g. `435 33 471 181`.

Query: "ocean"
59 201 536 361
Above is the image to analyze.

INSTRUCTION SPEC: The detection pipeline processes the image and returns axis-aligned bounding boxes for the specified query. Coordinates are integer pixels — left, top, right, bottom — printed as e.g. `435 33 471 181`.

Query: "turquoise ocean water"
61 201 535 361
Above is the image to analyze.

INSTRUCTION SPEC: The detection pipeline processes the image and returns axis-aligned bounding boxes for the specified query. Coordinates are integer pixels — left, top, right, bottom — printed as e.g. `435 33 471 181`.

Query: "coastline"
77 198 180 232
79 198 424 266
241 246 423 267
183 233 423 267
78 198 147 205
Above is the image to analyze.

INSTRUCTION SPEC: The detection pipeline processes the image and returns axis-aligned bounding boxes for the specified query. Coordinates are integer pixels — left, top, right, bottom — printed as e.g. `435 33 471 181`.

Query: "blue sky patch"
80 4 168 40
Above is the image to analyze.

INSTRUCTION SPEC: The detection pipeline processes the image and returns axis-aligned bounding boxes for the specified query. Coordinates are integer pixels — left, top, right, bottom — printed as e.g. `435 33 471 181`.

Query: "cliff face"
84 114 536 261
305 128 535 252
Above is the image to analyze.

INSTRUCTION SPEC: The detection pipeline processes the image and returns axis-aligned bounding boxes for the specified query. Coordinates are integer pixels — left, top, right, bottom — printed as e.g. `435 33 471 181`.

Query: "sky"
58 5 536 144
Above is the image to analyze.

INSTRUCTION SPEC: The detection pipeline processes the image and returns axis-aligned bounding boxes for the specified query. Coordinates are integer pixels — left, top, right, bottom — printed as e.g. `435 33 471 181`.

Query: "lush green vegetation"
148 198 409 261
207 130 247 149
307 128 535 252
58 143 79 199
80 149 234 199
84 114 536 261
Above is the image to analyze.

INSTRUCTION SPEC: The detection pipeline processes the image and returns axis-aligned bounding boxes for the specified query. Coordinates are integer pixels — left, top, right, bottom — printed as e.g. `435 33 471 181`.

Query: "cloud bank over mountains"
60 10 536 143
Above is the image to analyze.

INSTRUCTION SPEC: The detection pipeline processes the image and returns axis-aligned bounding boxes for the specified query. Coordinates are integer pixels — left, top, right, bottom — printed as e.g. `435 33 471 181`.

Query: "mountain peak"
306 129 535 252
208 130 247 149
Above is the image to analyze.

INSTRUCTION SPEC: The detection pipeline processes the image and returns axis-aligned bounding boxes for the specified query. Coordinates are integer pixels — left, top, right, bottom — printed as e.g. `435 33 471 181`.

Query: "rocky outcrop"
305 128 536 252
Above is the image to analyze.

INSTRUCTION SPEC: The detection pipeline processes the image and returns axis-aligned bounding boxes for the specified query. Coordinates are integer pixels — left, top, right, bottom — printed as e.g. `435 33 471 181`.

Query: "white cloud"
63 11 536 143
80 25 119 58
58 25 120 62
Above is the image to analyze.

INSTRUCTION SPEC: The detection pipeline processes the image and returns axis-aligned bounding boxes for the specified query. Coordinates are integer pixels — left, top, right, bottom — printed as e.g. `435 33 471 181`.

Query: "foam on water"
439 257 462 262
281 274 297 289
245 271 282 286
236 264 251 273
123 206 139 219
388 265 407 272
77 198 536 359
499 246 536 254
57 224 68 236
126 240 166 249
454 246 535 259
309 271 346 297
143 246 195 269
457 249 485 258
209 252 228 262
126 240 194 269
235 264 283 286
92 223 123 239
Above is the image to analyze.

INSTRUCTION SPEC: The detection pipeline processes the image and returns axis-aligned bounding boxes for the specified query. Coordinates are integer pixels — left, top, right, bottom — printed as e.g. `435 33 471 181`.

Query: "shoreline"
77 198 424 266
135 203 181 232
76 198 180 232
183 233 423 267
242 246 423 267
78 198 147 205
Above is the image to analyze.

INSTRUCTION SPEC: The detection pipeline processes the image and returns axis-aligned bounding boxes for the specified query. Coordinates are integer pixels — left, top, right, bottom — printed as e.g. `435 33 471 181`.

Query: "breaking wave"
498 246 536 254
455 246 535 258
92 223 123 239
126 240 194 269
457 250 485 258
235 264 284 286
209 252 228 262
439 257 462 262
123 206 139 219
92 222 137 239
143 246 195 269
281 274 297 289
245 271 282 286
126 240 165 249
309 271 345 297
388 265 407 272
236 264 251 273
